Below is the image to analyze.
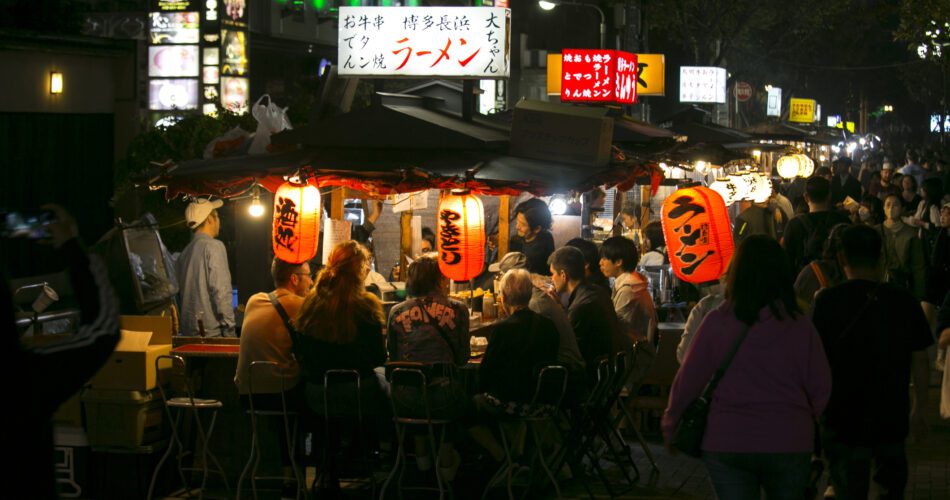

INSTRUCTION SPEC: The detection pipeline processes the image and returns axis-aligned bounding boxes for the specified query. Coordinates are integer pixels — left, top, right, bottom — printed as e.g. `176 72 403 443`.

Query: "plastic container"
81 388 165 449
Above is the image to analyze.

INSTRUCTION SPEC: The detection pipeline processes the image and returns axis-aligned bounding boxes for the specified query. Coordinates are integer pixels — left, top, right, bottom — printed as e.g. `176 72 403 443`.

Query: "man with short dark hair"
831 157 863 204
177 198 235 336
781 176 851 273
549 246 620 371
599 236 657 348
812 225 931 499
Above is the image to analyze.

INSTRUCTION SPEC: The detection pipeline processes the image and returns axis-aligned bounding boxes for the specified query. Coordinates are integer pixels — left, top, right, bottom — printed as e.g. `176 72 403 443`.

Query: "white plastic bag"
248 94 292 155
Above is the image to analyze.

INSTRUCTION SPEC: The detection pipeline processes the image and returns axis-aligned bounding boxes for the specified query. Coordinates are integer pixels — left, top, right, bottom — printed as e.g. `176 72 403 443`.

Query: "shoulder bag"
672 322 751 457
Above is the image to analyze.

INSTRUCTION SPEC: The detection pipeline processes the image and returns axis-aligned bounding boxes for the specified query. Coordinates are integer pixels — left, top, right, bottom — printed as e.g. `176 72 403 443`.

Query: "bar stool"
319 369 377 498
237 361 306 500
147 354 230 500
380 363 453 500
481 365 569 500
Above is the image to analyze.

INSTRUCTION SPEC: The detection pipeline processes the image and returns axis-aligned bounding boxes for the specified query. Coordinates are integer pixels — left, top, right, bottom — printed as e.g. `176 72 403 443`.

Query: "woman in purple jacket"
662 235 832 499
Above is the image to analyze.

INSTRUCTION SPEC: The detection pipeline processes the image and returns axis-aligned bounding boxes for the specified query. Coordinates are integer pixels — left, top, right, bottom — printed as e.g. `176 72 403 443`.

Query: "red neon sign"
560 49 638 104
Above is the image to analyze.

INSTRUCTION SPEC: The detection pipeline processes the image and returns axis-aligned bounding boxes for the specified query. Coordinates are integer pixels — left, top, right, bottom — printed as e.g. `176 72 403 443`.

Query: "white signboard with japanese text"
766 87 782 117
679 66 727 104
338 7 510 79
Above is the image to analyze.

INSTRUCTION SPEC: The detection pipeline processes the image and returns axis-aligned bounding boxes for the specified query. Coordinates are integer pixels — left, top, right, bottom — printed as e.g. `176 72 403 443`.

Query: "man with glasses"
234 258 311 493
235 258 311 406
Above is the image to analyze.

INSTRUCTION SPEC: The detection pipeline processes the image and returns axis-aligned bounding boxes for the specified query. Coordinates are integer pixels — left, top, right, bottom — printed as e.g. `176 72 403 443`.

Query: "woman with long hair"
295 240 387 494
663 236 831 499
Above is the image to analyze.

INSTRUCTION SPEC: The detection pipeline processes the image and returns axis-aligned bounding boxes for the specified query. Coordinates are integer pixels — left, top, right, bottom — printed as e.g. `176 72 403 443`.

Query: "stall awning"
147 146 657 199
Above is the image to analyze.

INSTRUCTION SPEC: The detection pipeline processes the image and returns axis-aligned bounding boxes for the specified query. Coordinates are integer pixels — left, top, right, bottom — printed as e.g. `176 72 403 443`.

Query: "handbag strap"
810 261 829 289
267 291 299 345
699 321 751 401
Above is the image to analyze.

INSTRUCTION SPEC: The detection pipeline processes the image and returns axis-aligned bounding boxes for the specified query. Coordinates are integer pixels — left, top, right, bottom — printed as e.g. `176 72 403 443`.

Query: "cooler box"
81 388 165 449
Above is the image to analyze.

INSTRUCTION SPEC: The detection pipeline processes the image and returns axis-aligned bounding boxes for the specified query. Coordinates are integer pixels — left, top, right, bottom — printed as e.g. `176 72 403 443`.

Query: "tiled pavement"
163 385 948 499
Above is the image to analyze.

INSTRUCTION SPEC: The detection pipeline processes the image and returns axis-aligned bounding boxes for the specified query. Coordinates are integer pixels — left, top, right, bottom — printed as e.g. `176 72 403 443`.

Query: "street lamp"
538 0 605 49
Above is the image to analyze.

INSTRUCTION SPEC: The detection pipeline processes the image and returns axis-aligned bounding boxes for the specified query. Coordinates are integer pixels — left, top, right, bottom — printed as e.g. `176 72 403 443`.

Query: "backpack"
798 213 833 267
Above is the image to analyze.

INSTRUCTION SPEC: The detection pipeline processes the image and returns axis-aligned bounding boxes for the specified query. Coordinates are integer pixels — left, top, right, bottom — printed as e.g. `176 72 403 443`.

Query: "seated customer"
234 258 311 409
295 241 387 492
566 237 611 291
599 236 658 347
469 269 560 461
549 246 621 372
387 254 469 478
234 258 311 486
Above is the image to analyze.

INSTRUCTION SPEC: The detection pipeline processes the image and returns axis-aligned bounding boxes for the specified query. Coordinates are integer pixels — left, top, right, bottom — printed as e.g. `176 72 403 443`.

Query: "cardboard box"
509 100 614 167
89 316 172 391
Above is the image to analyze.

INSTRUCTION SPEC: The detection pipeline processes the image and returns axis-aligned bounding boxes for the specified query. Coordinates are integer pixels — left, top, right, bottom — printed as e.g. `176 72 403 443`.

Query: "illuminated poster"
560 49 638 104
221 29 248 76
679 66 727 103
222 0 248 26
152 0 196 11
149 79 199 110
337 7 511 78
202 66 220 84
148 45 200 77
221 77 249 114
149 12 200 44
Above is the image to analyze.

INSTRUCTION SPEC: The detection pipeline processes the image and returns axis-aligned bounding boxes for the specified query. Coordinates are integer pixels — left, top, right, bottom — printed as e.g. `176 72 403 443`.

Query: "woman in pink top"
662 235 831 499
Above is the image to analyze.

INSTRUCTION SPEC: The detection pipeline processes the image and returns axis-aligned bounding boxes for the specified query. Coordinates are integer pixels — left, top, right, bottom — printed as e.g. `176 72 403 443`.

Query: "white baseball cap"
185 198 223 229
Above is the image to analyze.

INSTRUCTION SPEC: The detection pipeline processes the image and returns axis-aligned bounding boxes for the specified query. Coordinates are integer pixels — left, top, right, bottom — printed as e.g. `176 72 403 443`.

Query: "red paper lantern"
272 181 321 264
660 186 734 284
437 191 485 282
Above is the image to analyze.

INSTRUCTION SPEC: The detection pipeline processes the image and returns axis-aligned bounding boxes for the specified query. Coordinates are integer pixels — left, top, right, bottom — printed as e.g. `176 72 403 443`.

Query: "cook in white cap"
175 198 235 337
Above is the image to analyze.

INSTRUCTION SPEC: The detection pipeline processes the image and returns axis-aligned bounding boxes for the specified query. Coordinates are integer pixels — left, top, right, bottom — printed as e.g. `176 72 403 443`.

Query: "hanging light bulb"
248 186 265 217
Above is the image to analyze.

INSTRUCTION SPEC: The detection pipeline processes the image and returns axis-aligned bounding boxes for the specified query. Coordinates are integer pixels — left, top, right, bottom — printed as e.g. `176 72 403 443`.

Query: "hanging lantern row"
437 190 485 282
272 181 321 264
708 171 773 206
776 154 816 179
660 186 735 284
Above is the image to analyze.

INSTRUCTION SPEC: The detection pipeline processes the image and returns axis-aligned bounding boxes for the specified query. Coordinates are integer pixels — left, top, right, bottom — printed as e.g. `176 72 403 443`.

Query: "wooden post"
613 190 626 236
399 210 412 281
639 185 651 230
330 189 344 220
498 195 509 258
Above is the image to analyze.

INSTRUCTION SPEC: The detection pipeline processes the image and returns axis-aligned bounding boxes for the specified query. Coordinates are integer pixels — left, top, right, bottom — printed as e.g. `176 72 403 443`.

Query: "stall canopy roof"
743 121 845 145
146 92 662 200
273 94 509 150
149 147 652 200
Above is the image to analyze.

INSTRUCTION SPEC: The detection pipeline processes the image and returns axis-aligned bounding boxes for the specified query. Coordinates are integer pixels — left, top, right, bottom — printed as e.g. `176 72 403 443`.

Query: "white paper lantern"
728 172 755 201
749 172 773 203
709 177 739 206
798 154 815 178
776 155 802 179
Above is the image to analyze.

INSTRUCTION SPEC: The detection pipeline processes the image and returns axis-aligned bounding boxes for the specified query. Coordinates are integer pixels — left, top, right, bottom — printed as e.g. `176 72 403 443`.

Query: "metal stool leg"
149 408 187 500
527 421 561 500
387 424 408 500
237 410 260 500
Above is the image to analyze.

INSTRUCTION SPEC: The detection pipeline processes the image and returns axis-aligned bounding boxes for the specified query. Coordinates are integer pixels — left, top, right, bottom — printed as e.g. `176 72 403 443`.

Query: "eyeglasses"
294 272 314 280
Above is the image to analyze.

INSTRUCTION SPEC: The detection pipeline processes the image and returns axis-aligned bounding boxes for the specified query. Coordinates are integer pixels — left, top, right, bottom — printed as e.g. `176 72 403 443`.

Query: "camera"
1 210 55 239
